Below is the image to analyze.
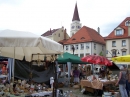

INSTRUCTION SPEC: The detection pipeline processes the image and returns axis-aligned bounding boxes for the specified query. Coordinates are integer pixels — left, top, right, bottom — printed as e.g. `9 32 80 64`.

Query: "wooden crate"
85 87 94 93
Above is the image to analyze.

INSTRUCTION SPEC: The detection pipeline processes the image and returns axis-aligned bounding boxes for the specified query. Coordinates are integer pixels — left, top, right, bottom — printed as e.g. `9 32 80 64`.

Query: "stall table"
80 79 117 96
81 79 116 90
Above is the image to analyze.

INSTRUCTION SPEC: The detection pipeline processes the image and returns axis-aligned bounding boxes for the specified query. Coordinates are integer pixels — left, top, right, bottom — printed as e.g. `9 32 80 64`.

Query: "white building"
105 17 130 60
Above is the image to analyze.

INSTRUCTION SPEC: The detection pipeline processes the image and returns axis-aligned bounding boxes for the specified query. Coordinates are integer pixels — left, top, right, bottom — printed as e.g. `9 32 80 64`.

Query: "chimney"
97 27 100 34
50 28 51 33
128 21 130 36
64 29 66 40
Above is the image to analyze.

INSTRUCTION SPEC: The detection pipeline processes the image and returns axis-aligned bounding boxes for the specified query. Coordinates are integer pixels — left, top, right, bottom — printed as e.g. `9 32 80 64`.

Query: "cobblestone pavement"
58 87 102 97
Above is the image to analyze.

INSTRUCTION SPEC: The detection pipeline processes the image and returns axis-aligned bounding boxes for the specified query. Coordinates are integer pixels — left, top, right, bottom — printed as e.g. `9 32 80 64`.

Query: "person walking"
73 67 80 84
126 68 130 96
115 66 128 97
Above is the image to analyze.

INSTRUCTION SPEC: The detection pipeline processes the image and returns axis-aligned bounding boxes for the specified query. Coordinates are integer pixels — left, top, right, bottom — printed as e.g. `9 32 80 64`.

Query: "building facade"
41 27 70 42
63 26 106 57
105 17 130 59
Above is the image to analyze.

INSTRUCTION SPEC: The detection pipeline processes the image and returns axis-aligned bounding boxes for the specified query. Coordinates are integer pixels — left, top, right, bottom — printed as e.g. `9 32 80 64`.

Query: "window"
122 40 126 47
81 37 85 40
75 54 78 56
80 54 84 57
122 51 126 56
75 45 78 50
59 33 60 37
112 41 116 47
94 44 96 49
86 53 90 55
72 38 76 40
102 46 104 51
86 43 89 49
66 46 68 50
125 21 130 26
116 29 123 35
112 50 116 57
80 44 84 49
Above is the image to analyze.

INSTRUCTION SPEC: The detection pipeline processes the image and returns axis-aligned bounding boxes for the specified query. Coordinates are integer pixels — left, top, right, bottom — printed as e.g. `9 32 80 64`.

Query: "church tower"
70 3 82 37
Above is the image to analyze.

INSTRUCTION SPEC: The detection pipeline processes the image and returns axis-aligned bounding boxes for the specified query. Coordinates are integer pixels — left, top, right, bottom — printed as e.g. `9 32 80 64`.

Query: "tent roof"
57 52 89 64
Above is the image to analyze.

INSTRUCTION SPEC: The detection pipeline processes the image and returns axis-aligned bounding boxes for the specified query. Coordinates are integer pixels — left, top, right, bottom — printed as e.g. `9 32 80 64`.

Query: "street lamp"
112 49 120 57
71 45 75 55
106 49 120 57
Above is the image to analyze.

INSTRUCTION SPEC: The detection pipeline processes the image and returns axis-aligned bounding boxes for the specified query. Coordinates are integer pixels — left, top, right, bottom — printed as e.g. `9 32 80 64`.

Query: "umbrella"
0 29 63 62
107 62 119 71
111 55 130 64
81 55 112 66
57 52 89 64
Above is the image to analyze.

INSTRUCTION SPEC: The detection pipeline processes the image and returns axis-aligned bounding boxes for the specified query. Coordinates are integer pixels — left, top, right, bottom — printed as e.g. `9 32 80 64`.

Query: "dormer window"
116 29 123 36
81 37 85 40
72 38 76 40
125 21 130 26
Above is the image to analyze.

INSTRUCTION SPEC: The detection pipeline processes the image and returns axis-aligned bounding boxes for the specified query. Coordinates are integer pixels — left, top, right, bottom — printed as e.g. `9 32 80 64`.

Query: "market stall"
0 29 64 97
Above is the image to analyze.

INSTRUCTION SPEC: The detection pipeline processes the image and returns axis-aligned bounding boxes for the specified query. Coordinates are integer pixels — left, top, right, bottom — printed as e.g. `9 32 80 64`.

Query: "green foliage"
99 51 103 56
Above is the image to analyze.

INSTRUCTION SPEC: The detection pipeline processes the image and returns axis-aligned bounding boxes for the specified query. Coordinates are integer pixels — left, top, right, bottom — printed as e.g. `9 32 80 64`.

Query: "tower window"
59 34 60 37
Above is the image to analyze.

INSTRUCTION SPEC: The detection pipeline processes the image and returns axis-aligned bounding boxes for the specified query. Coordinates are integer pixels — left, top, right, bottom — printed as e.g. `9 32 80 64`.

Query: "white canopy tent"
0 29 63 84
0 29 63 62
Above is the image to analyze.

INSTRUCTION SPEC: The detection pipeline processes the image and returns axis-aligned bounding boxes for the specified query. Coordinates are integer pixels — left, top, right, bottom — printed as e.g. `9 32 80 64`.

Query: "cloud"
0 0 130 37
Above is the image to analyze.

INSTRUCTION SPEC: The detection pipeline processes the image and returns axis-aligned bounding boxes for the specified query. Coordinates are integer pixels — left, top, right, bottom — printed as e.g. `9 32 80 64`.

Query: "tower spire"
72 2 80 21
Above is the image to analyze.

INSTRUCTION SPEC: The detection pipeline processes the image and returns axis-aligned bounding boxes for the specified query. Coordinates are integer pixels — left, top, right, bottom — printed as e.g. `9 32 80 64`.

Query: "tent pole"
67 62 71 92
30 54 33 81
12 47 15 83
54 60 58 97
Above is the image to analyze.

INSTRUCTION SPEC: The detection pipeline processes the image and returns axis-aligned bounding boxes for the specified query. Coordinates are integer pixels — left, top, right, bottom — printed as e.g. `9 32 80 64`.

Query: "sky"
0 0 130 37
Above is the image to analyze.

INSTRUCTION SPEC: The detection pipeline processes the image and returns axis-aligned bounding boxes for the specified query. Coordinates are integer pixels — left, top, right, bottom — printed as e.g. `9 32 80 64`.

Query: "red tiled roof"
59 39 69 44
105 17 130 40
63 26 105 45
41 29 59 36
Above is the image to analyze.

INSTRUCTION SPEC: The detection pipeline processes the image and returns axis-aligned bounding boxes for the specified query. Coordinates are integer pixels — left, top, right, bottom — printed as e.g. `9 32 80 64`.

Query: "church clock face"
78 26 81 29
71 26 74 29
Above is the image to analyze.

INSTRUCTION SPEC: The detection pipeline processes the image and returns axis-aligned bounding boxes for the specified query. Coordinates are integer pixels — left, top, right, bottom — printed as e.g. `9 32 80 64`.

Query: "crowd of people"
58 65 109 85
115 65 130 97
58 64 130 97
